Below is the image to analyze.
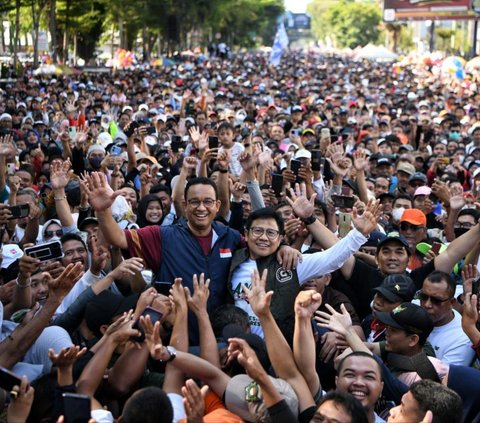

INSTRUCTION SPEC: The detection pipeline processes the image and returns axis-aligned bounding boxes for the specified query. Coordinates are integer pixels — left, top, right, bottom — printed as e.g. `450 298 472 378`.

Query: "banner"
269 21 289 67
383 0 475 21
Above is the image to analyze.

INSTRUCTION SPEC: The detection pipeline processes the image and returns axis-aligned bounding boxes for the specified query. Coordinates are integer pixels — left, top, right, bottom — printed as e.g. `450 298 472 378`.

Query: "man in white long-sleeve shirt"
228 188 380 341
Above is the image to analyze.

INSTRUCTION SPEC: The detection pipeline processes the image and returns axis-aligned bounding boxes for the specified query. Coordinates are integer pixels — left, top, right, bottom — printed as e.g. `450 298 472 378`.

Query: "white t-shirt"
427 309 475 366
219 142 245 177
231 228 367 337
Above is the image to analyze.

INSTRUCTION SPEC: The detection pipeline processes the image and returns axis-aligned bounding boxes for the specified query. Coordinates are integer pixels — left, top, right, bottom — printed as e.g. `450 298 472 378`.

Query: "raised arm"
244 269 315 412
172 156 197 219
293 290 322 396
82 172 127 250
353 149 371 205
216 151 230 219
50 159 75 227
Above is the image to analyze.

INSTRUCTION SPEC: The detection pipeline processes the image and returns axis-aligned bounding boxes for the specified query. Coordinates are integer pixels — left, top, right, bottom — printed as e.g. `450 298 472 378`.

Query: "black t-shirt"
331 259 435 320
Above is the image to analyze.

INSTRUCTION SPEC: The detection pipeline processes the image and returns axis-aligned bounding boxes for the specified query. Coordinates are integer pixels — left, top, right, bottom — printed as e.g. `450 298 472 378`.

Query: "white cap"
138 104 149 112
295 149 312 159
0 113 12 121
97 132 113 148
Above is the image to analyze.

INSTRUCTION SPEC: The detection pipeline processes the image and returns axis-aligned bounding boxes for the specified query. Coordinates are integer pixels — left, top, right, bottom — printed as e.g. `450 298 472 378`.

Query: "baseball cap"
87 144 106 156
409 172 428 184
397 162 415 176
0 113 12 121
400 208 427 226
414 186 432 197
376 157 392 167
292 105 303 113
377 232 411 253
78 217 99 232
374 274 417 303
225 374 298 422
295 149 312 160
376 302 433 336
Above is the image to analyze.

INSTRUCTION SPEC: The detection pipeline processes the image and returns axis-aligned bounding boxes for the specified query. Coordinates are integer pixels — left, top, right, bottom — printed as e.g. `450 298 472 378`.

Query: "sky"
284 0 310 13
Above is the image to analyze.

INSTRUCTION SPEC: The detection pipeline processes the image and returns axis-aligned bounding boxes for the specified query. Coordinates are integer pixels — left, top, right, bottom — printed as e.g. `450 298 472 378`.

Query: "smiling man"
228 197 379 343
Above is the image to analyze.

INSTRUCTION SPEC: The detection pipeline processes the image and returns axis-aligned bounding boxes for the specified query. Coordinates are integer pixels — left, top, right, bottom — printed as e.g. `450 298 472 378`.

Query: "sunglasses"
44 229 63 238
417 291 451 306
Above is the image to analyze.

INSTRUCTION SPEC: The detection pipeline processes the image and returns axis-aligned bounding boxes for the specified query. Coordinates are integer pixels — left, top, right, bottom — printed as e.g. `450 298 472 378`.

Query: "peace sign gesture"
242 269 272 318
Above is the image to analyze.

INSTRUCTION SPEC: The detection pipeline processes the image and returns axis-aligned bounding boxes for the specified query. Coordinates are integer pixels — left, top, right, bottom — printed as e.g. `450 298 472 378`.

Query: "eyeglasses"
400 223 424 232
417 291 451 306
187 198 216 208
454 222 474 229
249 227 280 240
44 229 63 238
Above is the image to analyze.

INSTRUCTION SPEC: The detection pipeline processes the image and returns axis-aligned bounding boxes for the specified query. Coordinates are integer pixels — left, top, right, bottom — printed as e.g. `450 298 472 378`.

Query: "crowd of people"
0 50 478 422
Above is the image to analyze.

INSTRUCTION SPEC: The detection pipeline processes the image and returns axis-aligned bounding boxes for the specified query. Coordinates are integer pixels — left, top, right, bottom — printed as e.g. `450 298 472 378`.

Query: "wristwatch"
301 214 317 225
161 346 177 363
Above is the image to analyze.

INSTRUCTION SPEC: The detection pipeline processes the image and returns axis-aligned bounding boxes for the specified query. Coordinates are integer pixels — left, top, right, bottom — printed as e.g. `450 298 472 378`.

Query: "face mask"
89 157 103 169
449 132 460 141
454 227 469 238
392 207 405 222
458 155 465 164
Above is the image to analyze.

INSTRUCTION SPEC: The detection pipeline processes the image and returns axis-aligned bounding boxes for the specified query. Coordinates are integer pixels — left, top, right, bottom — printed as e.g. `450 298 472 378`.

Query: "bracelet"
219 169 228 173
78 205 91 211
16 277 31 288
54 196 67 201
301 214 317 225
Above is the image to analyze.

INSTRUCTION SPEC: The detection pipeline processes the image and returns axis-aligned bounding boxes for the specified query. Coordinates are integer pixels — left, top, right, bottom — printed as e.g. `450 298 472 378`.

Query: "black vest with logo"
228 248 300 345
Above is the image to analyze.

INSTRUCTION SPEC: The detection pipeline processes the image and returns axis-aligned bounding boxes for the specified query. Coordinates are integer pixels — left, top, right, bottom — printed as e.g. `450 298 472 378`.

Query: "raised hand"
50 159 72 191
105 309 141 344
110 257 145 280
182 156 198 173
217 150 230 171
7 175 21 195
242 269 272 318
81 172 120 212
7 376 34 423
188 126 201 146
169 277 188 313
140 314 169 361
229 180 246 201
315 303 353 337
238 151 255 172
75 125 89 148
181 379 209 423
287 182 317 219
227 337 267 381
351 198 381 236
185 273 210 316
449 195 466 211
353 149 369 172
0 134 15 157
462 264 479 295
46 262 84 303
89 241 108 275
48 345 87 369
294 290 322 319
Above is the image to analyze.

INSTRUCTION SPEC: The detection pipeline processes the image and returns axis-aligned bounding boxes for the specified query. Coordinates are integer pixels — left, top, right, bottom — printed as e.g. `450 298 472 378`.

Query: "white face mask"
392 207 405 222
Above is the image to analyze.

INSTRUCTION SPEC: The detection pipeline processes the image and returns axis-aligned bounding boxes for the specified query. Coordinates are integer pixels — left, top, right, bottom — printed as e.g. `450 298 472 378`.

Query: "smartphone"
271 174 284 197
0 367 22 395
438 157 450 165
472 278 480 296
290 159 302 183
25 240 64 262
431 242 442 255
332 195 355 209
145 126 156 135
124 121 139 138
311 150 322 172
68 126 77 140
429 193 439 204
171 139 184 153
6 204 30 219
131 306 163 343
153 281 172 296
208 136 219 149
240 127 251 139
291 128 300 137
338 212 352 238
110 145 122 156
62 393 91 423
6 163 15 176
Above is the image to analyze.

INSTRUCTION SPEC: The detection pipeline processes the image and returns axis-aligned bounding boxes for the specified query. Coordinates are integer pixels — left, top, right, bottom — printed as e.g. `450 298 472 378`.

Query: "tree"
322 0 381 49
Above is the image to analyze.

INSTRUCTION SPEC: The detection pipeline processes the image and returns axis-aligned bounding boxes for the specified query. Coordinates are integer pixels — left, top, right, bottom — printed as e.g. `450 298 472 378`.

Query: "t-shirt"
219 142 245 177
396 356 449 386
427 310 475 366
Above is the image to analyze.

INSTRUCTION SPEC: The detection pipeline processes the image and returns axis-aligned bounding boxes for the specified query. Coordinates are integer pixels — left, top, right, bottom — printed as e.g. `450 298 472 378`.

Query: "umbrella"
33 64 73 76
355 44 398 61
466 56 480 72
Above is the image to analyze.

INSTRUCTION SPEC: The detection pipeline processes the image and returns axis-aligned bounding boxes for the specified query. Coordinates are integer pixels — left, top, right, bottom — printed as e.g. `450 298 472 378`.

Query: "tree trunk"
49 0 58 63
73 32 77 65
63 0 70 63
13 0 20 70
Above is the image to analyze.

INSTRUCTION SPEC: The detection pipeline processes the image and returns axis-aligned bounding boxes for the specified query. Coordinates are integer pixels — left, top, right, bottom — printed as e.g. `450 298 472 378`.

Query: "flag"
269 20 289 67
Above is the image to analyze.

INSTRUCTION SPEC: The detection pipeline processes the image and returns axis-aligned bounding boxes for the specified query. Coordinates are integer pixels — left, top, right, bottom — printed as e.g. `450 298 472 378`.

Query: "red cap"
400 209 427 226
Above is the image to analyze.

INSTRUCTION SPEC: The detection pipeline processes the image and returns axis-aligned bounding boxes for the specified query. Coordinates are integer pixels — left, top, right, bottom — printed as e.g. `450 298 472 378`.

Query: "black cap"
377 157 393 167
376 302 433 336
78 217 98 232
378 192 395 201
377 232 411 254
374 274 417 303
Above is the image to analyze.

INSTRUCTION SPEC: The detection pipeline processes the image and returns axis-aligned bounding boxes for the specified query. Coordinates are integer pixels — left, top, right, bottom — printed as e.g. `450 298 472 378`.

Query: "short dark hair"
121 387 173 423
424 270 456 298
149 183 172 196
217 121 234 133
184 177 218 201
409 380 463 423
245 207 284 235
60 232 86 249
337 351 382 377
394 193 413 207
211 305 250 338
458 208 480 223
316 390 369 423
